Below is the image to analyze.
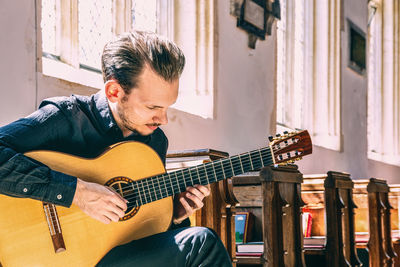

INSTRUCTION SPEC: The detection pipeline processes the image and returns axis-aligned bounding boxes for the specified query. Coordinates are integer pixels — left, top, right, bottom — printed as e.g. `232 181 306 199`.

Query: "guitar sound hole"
105 177 140 221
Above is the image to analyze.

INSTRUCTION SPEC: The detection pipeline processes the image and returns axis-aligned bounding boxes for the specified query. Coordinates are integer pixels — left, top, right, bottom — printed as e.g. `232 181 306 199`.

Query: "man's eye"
147 106 157 110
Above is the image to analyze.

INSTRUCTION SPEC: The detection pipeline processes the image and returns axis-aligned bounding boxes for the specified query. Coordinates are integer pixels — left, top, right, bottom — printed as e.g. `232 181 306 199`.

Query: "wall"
0 0 398 183
0 0 37 124
163 0 276 156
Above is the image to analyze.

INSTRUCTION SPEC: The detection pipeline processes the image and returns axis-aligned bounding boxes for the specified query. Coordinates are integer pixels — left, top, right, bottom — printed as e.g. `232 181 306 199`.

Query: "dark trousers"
96 226 233 267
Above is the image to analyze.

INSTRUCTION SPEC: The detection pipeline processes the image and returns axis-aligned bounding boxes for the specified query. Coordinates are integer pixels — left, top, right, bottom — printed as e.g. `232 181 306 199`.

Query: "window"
40 0 215 119
41 0 138 88
367 0 400 166
276 0 341 151
170 1 215 119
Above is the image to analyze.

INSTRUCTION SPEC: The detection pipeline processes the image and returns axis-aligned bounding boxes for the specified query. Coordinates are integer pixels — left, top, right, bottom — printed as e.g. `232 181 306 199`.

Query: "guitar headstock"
269 130 312 165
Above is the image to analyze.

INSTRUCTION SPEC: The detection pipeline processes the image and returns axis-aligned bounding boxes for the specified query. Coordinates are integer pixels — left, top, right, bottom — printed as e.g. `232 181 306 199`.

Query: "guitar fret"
210 163 216 184
147 178 154 202
167 173 175 195
250 150 262 170
230 157 242 175
141 180 148 204
261 148 271 166
219 161 226 180
238 156 244 173
248 152 254 170
202 165 209 184
195 166 201 184
205 163 214 184
175 171 185 193
258 149 265 167
155 176 162 199
212 160 224 182
134 183 143 206
188 168 194 186
229 158 235 176
180 170 187 190
161 175 168 198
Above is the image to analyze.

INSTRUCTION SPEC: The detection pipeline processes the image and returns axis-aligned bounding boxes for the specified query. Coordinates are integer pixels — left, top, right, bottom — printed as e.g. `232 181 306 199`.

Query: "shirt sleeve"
0 104 77 207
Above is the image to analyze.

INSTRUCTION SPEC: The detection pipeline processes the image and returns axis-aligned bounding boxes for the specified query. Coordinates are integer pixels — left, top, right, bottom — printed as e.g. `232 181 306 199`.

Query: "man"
0 31 232 266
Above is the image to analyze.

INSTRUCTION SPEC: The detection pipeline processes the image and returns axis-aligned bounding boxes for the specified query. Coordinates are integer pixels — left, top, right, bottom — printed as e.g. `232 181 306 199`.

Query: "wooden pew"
366 178 397 267
166 149 239 266
302 172 362 267
232 164 306 267
388 184 400 266
353 179 399 266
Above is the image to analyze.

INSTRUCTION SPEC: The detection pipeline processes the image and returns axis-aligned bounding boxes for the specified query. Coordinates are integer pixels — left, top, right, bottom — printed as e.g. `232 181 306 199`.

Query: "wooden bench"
366 178 397 267
232 165 306 266
166 149 239 266
302 172 361 267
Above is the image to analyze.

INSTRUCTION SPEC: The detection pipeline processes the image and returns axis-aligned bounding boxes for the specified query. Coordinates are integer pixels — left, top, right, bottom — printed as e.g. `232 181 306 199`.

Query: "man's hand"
173 184 210 224
72 178 128 224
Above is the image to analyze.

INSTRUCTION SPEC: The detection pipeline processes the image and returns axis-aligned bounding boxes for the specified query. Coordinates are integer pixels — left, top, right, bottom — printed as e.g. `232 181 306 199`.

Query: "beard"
116 99 160 136
117 103 141 135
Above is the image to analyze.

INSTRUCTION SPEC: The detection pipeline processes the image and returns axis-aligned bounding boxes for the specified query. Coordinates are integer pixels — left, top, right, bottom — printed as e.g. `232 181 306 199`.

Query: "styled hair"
101 31 185 94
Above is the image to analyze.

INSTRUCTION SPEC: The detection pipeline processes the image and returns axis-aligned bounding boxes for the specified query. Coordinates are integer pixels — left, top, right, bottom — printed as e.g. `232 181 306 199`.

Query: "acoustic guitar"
0 130 312 266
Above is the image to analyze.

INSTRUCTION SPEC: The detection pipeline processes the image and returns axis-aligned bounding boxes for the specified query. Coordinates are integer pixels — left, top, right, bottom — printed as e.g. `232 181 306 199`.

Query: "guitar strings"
118 147 272 195
119 148 273 209
122 149 272 207
120 148 272 208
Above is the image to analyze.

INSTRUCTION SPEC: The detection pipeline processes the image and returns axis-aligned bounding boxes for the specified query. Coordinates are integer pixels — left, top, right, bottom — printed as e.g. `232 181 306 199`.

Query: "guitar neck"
129 147 273 206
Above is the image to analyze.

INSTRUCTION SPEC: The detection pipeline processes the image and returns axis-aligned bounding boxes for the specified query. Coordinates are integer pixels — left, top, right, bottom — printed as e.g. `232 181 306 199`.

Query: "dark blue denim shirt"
0 91 168 207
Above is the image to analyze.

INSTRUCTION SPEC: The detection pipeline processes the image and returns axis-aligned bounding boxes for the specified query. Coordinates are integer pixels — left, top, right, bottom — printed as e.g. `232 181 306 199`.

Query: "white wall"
0 0 399 183
163 0 276 155
0 0 37 124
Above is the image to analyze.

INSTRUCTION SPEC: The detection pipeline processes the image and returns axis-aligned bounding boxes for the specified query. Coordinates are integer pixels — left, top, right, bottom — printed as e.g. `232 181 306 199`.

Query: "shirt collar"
92 91 118 132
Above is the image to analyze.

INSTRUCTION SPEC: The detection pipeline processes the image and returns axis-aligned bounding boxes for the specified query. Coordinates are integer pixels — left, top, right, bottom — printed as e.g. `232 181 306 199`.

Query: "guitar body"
0 142 173 267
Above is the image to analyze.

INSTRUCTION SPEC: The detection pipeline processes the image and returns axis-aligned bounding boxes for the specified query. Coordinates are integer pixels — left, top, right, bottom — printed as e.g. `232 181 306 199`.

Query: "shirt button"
57 194 62 200
23 188 28 193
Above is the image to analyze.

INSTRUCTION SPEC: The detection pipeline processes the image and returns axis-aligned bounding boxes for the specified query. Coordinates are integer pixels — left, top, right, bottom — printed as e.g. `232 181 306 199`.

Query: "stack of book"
236 241 263 257
303 236 325 249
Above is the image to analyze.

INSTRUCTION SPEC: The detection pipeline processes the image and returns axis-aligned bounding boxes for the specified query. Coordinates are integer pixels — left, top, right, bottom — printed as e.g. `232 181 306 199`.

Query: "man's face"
114 65 179 137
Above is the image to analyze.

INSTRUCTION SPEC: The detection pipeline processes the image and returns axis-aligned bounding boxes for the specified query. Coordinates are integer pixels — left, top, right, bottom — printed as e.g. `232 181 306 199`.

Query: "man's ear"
104 80 124 103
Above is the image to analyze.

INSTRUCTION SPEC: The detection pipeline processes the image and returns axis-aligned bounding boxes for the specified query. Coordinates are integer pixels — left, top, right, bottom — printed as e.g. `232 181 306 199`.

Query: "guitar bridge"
43 202 66 253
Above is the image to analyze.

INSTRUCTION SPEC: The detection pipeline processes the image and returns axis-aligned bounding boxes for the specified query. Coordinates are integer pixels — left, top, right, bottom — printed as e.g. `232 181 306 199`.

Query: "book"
303 236 325 248
236 252 263 257
236 241 264 253
302 210 313 237
235 211 254 243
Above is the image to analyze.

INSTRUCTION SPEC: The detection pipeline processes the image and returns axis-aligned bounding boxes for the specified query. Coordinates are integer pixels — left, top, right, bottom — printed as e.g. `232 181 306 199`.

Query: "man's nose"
154 110 168 125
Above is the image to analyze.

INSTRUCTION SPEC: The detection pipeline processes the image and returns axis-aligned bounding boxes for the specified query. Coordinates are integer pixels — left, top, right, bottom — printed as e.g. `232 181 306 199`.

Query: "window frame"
276 0 342 151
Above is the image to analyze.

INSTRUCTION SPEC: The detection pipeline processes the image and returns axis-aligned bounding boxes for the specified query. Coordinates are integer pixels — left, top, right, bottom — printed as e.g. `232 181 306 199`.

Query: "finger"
104 209 121 222
99 215 112 224
107 187 129 210
107 192 128 212
104 201 125 218
185 192 204 210
186 187 204 200
179 197 194 213
194 184 210 197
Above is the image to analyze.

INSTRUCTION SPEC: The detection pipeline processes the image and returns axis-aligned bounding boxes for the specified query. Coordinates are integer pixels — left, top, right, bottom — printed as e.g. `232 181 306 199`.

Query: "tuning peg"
283 131 289 135
276 133 281 138
268 136 274 142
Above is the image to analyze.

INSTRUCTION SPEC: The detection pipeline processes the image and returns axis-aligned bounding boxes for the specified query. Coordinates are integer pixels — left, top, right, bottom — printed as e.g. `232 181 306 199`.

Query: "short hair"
101 31 185 94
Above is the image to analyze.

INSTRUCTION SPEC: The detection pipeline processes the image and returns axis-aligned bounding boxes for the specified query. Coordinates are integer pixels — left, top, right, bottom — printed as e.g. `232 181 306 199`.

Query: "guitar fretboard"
120 147 273 208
